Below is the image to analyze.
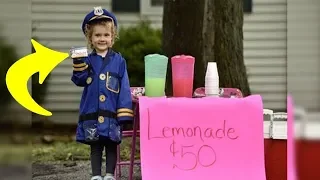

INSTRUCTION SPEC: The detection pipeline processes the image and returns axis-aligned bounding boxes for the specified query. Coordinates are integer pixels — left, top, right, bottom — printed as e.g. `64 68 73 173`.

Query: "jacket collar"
91 48 114 58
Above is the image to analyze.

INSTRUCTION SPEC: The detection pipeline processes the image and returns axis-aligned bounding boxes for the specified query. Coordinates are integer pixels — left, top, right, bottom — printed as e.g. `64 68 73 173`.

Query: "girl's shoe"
104 174 115 180
91 176 103 180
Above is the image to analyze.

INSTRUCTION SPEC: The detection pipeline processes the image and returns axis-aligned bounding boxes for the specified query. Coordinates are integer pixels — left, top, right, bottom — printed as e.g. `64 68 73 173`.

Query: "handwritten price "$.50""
170 140 217 171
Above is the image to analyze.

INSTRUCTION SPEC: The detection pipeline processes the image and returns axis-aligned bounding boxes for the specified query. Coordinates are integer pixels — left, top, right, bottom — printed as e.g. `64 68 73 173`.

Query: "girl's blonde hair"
84 18 118 49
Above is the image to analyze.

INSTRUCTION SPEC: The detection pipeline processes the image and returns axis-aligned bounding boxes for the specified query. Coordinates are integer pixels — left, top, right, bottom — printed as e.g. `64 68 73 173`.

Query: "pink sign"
139 95 266 180
287 95 297 180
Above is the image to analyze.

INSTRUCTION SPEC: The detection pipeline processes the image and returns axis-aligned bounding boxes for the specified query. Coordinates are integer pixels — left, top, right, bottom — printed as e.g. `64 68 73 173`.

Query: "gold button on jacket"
98 116 104 123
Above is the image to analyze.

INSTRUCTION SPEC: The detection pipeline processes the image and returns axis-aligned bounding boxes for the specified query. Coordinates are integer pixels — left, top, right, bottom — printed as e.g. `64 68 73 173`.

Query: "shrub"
0 31 50 119
0 36 18 114
113 21 162 86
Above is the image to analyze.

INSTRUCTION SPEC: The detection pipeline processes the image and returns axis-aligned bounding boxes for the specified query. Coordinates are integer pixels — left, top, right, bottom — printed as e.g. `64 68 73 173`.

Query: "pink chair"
193 87 243 98
115 87 145 180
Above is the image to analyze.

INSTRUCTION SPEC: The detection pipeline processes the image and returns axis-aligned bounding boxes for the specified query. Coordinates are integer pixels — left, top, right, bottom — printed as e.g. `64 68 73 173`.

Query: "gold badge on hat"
93 6 104 16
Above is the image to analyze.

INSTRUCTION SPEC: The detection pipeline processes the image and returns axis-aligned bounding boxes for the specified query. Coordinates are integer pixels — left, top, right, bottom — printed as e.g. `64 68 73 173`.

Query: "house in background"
30 0 319 123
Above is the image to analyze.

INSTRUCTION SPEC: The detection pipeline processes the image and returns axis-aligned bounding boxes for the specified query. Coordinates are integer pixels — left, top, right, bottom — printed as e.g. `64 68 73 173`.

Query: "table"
127 98 320 180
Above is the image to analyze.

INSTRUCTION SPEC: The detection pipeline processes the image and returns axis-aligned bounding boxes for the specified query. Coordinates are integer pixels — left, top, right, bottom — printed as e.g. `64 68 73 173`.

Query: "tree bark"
202 0 215 64
212 0 251 96
162 0 251 96
162 0 206 96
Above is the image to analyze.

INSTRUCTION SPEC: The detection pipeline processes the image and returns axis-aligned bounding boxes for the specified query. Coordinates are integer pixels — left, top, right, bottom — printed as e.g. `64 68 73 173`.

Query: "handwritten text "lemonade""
148 119 239 142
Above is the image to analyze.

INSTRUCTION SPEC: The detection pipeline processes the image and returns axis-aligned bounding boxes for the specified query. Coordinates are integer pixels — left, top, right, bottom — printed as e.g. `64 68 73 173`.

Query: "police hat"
82 6 118 34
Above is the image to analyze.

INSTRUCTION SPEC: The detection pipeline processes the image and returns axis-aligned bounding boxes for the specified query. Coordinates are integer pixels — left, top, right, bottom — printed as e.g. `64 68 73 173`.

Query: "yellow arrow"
5 39 69 116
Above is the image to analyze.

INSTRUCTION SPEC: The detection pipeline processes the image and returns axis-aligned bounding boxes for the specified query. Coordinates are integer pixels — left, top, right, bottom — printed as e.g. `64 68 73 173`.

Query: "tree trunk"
162 0 251 97
202 0 215 64
162 0 206 96
212 0 251 96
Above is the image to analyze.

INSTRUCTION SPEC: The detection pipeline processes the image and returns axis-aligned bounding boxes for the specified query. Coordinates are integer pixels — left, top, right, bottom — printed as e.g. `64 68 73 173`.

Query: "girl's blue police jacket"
71 49 133 145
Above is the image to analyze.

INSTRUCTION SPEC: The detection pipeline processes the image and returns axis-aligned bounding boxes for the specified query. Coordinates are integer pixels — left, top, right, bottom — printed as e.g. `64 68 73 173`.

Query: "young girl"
70 7 133 180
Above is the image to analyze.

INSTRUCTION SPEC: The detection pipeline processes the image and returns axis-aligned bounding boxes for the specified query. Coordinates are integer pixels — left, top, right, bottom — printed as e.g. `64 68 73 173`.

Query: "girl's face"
90 23 113 53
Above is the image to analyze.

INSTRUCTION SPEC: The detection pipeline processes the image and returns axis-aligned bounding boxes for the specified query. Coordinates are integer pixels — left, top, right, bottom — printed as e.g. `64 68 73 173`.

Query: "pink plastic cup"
171 55 195 98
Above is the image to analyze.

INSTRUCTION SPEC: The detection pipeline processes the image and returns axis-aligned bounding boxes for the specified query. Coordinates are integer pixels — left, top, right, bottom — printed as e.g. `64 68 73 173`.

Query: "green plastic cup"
144 54 168 97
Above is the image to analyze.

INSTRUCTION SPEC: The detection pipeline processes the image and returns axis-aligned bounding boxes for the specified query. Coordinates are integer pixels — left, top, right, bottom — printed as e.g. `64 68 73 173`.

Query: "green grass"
32 138 140 163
